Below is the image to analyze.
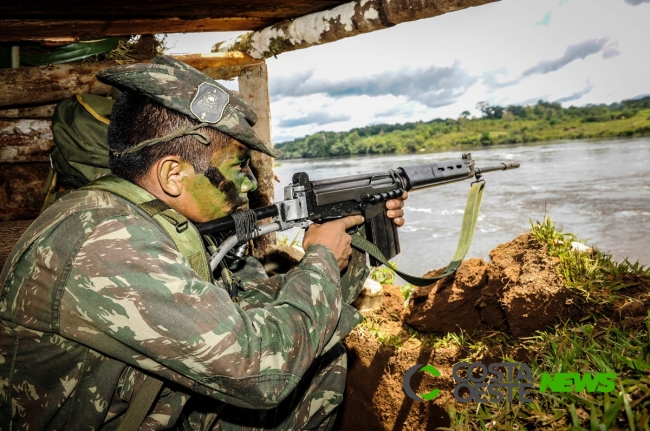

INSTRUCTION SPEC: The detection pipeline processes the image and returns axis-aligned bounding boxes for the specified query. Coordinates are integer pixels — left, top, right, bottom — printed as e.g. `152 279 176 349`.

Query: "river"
273 138 650 283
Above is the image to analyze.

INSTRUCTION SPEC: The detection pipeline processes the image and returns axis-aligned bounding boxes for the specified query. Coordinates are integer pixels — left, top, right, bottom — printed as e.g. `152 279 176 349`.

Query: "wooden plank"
0 53 265 109
0 1 351 42
0 1 346 19
215 0 499 59
238 63 277 260
0 18 268 42
171 53 265 81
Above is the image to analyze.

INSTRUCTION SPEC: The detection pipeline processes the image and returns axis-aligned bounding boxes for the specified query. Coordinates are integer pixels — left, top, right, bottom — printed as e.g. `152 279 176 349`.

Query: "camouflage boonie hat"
96 55 281 158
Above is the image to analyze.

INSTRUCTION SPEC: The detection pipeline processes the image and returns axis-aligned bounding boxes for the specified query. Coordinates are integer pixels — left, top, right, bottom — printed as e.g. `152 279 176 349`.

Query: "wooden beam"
0 18 269 43
214 0 499 59
169 53 265 81
238 64 277 260
0 53 263 109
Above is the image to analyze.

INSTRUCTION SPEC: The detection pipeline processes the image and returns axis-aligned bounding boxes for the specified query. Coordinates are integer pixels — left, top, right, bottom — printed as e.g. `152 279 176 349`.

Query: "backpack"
42 94 114 211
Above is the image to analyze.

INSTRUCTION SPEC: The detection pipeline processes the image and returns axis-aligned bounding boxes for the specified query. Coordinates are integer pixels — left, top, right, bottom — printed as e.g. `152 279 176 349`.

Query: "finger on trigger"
343 215 364 229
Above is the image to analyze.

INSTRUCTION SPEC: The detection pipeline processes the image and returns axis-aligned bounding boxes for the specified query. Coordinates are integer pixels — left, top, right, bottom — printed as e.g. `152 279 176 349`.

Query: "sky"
166 0 650 143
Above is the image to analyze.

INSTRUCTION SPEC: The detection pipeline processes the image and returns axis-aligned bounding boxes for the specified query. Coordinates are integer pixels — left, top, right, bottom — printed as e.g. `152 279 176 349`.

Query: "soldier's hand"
386 191 408 227
303 215 365 271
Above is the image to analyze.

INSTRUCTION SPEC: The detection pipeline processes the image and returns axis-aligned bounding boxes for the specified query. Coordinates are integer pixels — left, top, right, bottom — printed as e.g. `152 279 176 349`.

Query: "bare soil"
335 233 650 431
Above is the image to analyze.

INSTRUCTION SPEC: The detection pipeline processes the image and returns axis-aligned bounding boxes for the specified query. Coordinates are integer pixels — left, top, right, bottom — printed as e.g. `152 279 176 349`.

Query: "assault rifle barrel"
475 161 520 175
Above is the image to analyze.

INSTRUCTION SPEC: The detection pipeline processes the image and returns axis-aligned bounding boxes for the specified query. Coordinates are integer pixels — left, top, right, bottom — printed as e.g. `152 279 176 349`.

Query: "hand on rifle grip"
303 215 365 271
385 191 408 227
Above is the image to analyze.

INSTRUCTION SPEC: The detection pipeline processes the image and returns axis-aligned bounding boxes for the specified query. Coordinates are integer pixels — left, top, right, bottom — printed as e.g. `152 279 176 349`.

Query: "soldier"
0 56 406 431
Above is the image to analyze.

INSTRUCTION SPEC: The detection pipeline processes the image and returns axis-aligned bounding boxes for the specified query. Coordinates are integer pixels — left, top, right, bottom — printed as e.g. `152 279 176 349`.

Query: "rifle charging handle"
366 188 405 204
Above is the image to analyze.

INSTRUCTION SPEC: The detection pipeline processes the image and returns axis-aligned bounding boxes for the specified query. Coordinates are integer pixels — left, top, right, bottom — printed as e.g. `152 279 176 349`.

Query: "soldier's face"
181 140 257 222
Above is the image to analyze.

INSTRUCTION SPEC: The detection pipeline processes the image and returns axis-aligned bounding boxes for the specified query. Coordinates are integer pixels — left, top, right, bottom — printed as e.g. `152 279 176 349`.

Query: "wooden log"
0 119 53 163
0 62 115 109
0 53 266 109
0 104 56 119
238 63 277 260
214 0 499 59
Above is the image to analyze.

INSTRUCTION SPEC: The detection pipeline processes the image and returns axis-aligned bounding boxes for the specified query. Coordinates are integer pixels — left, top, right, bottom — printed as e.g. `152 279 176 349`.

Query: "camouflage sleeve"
57 213 346 409
228 246 367 356
339 248 370 305
231 248 369 310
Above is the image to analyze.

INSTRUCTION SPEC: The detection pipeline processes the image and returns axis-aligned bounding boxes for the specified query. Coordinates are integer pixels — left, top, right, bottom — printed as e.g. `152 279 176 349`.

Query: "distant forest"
275 96 650 159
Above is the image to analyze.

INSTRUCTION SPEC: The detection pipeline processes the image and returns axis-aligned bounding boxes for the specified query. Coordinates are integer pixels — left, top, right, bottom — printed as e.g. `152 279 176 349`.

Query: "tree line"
275 96 650 159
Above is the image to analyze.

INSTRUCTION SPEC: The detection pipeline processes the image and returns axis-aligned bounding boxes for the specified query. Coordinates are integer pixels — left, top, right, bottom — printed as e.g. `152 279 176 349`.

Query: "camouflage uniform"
0 179 369 430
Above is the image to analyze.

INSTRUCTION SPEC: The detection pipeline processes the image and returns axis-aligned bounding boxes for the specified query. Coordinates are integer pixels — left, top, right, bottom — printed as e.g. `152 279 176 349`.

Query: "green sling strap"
82 175 212 431
351 180 485 286
115 375 165 431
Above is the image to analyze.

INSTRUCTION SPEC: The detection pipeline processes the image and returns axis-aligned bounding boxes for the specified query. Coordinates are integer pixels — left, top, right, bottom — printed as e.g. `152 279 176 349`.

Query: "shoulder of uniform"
55 188 141 217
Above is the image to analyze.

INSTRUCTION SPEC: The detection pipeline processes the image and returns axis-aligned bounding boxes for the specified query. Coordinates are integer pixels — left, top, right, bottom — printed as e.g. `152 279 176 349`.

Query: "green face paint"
182 141 258 222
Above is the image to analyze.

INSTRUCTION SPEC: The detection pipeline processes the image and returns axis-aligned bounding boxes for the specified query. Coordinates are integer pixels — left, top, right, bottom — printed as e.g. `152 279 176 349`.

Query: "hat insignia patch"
190 82 229 123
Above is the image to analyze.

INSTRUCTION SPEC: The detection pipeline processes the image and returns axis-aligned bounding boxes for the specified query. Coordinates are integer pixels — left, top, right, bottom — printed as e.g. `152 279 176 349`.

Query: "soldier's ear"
157 155 190 197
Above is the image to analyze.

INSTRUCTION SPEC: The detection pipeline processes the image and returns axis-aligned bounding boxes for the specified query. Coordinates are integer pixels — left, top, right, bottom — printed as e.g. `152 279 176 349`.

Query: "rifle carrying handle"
365 210 401 266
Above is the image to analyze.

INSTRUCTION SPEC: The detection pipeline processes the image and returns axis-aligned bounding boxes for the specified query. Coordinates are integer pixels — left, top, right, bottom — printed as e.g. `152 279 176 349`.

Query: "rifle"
196 153 519 277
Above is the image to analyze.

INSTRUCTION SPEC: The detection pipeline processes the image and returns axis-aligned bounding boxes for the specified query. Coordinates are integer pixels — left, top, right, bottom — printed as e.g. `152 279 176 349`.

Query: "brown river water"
274 138 650 283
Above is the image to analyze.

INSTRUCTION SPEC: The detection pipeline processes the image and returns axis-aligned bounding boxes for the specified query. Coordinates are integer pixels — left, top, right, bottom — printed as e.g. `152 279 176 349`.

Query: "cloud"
276 111 351 128
270 62 477 108
625 0 650 5
373 103 418 119
269 70 314 100
482 38 610 90
535 12 552 26
553 82 594 103
482 68 523 89
521 38 610 76
602 41 621 59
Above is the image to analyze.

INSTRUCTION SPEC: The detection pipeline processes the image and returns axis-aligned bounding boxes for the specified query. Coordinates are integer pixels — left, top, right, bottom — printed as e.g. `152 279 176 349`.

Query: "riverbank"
335 218 650 430
275 98 650 159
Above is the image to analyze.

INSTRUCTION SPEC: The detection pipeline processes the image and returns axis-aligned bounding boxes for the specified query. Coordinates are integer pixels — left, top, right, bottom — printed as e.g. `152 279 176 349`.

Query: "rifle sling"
116 374 164 431
351 181 485 287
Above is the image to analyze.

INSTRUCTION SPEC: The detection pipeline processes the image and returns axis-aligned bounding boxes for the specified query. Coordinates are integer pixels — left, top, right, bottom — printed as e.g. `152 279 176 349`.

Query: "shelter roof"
0 1 351 42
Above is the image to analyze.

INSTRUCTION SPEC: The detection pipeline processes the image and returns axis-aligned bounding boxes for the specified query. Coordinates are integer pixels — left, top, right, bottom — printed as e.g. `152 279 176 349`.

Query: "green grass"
441 218 650 430
530 217 649 307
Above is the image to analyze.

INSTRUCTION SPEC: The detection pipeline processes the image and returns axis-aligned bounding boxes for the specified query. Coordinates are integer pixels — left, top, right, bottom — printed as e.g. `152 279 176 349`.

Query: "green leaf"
20 38 120 65
602 394 624 427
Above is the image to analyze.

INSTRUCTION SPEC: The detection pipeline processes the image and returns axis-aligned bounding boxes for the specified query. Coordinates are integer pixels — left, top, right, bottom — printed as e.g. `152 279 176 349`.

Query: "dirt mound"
405 233 582 338
336 233 581 430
